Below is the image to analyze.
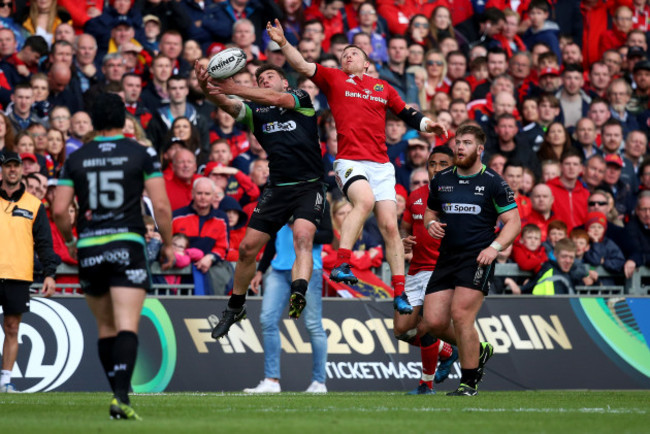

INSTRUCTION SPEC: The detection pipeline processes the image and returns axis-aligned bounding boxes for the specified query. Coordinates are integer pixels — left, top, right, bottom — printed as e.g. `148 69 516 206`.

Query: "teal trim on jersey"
144 171 163 180
57 179 74 187
292 93 300 108
454 164 486 179
275 177 320 187
493 200 517 214
294 107 316 117
242 104 254 132
94 135 125 141
77 232 145 248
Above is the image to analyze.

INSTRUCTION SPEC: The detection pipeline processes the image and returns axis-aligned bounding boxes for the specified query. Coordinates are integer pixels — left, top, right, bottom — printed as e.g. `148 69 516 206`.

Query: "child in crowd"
490 244 522 295
582 212 625 284
144 215 162 264
522 239 592 295
166 233 204 288
513 224 548 274
542 220 567 260
219 196 249 262
570 228 600 283
540 159 561 182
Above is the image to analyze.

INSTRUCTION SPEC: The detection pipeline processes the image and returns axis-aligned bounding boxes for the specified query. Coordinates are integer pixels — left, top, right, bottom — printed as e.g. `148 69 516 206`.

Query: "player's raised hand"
266 19 286 46
194 60 210 91
425 120 448 138
207 77 236 96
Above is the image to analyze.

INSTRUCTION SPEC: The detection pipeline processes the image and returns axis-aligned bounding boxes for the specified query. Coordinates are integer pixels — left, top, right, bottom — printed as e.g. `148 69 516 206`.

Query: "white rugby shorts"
333 159 396 202
404 270 433 306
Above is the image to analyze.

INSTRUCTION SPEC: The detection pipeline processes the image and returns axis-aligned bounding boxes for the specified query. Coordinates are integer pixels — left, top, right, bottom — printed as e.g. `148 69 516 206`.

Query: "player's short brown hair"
455 124 487 146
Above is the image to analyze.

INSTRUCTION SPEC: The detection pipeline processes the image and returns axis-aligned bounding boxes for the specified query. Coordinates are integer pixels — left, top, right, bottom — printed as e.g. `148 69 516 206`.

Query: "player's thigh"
450 286 484 326
374 199 399 236
423 289 453 330
238 226 272 257
393 305 422 336
110 286 147 333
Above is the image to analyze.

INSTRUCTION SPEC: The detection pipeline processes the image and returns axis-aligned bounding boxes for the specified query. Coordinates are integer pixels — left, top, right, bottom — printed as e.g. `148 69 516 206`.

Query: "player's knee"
422 316 445 335
3 319 20 337
238 240 258 261
393 328 417 342
293 233 313 253
379 219 399 237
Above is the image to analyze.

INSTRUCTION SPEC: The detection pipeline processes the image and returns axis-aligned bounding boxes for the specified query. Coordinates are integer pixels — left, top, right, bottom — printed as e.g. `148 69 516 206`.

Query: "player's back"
60 136 162 240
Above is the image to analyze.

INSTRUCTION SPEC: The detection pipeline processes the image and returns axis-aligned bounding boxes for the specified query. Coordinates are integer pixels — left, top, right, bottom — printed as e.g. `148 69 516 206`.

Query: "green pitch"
1 391 648 433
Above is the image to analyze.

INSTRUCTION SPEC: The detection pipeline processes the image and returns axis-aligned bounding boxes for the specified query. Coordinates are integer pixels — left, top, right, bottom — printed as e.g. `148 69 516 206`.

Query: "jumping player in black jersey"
423 124 521 396
194 62 327 338
52 93 174 420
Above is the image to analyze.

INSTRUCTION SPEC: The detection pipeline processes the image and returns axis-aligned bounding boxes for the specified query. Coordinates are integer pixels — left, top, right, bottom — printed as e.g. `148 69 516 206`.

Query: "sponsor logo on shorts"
442 203 482 214
262 120 297 133
126 269 148 284
80 248 131 267
345 168 353 178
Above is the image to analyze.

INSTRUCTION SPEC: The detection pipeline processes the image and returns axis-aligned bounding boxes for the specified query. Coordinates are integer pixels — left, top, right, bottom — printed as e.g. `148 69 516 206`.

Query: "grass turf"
1 391 648 433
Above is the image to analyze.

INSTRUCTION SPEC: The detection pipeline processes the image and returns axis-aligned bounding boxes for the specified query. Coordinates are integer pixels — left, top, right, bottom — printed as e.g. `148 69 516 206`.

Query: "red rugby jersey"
402 185 441 275
311 65 407 163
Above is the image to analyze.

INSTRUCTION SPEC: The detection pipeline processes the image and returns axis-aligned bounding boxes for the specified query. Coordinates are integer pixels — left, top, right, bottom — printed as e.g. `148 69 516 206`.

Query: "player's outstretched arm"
267 19 317 77
194 60 243 119
207 78 296 109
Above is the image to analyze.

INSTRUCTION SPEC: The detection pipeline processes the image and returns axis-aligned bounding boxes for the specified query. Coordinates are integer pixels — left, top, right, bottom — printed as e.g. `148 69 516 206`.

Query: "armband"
397 106 425 131
490 241 503 252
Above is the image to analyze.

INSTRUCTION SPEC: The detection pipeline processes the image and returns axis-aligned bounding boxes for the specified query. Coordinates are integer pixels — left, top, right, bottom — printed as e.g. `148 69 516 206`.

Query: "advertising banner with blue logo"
1 296 649 392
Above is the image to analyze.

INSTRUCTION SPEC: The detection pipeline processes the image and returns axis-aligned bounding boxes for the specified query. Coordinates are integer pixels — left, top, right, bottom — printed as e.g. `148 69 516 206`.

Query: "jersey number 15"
86 170 125 209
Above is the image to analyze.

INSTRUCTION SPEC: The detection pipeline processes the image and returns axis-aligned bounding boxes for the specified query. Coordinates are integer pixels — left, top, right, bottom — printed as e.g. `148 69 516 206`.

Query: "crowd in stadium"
1 0 650 295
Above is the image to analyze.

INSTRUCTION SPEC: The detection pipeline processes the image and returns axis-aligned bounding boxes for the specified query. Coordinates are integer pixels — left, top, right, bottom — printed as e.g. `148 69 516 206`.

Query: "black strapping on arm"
397 106 425 131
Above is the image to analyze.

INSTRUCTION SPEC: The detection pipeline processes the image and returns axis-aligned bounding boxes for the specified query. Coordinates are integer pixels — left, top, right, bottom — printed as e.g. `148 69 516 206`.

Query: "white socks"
0 370 11 386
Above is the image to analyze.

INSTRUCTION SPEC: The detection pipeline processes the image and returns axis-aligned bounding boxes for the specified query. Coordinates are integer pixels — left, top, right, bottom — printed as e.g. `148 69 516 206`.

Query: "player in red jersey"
397 146 457 394
267 19 448 314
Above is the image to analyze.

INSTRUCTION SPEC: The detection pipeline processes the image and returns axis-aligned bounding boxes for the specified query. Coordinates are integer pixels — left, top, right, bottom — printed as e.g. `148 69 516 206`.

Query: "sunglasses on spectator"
588 201 608 206
0 2 12 7
413 23 429 29
426 60 444 66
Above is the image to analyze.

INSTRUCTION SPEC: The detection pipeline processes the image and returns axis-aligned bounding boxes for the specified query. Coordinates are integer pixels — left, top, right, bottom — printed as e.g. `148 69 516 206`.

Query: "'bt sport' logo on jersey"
262 121 297 133
443 203 482 214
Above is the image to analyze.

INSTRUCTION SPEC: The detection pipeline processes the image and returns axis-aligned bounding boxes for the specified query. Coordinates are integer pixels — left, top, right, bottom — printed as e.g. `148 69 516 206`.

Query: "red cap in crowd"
395 183 408 201
539 67 560 77
584 211 607 241
604 154 623 168
20 153 37 163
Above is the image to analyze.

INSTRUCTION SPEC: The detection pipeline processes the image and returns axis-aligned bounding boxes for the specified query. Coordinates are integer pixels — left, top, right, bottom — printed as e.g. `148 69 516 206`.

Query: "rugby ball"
207 48 247 79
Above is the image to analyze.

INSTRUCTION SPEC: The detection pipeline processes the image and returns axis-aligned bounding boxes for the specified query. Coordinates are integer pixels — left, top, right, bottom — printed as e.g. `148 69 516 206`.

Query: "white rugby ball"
207 48 247 79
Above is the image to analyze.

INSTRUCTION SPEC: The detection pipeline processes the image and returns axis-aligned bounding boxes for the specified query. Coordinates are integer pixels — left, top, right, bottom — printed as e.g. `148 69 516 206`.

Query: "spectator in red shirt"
526 183 555 241
304 0 344 53
172 177 231 295
599 5 635 59
547 149 590 232
165 148 201 210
